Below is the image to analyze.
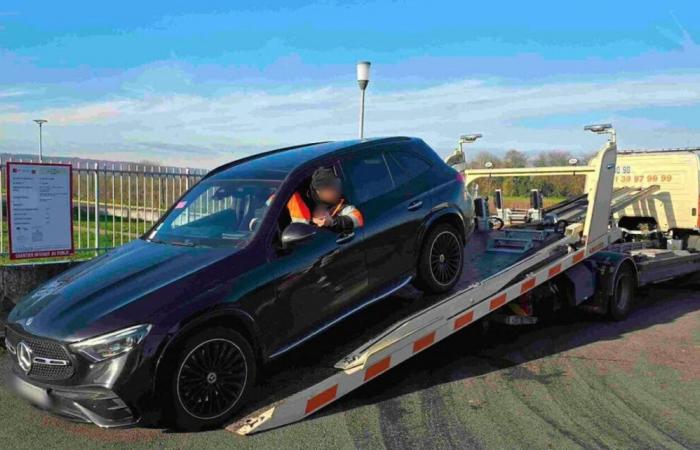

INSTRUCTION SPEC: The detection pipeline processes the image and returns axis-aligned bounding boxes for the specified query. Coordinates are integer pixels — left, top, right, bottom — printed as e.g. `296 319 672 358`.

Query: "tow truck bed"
227 227 578 434
226 127 689 435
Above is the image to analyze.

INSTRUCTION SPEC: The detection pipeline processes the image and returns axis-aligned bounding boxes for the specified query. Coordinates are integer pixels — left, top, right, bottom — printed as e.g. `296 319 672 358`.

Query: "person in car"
308 166 364 232
266 166 363 232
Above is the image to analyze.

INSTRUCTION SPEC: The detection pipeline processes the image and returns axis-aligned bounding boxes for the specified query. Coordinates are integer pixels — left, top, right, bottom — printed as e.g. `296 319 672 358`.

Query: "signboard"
6 162 74 260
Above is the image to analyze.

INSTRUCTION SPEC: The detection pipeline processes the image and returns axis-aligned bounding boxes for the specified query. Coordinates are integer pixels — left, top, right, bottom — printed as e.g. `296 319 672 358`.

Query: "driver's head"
311 166 342 204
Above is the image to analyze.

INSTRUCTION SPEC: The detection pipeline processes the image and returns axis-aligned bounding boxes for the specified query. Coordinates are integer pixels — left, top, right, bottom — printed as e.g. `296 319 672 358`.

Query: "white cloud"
2 73 700 168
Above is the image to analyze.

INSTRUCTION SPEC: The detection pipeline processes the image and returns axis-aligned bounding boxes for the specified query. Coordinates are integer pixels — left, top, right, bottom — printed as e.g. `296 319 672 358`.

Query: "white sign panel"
6 162 74 260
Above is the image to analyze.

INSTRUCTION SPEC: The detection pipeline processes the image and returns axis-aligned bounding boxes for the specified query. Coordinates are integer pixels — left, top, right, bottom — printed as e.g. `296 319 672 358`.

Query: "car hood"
8 239 241 342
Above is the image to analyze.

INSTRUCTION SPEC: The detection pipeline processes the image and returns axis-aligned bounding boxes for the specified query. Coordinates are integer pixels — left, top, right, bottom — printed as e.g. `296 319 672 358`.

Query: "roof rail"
203 141 331 180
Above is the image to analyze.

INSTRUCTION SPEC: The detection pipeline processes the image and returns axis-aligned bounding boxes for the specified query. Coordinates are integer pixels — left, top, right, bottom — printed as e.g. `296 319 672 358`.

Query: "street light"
584 123 616 144
356 61 371 139
459 133 483 153
33 119 47 162
445 133 483 170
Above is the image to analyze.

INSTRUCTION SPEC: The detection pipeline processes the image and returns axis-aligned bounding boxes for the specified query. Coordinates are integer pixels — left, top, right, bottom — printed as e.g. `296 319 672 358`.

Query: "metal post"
158 166 162 219
111 164 116 248
33 120 47 162
359 87 366 139
0 156 4 254
135 165 140 236
119 164 124 246
127 164 132 240
356 61 370 139
150 166 155 229
94 163 100 255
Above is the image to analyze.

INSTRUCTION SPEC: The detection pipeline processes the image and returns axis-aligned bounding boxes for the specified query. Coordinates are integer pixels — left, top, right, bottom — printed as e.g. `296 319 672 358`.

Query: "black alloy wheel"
166 327 256 431
414 223 464 294
429 230 463 286
177 338 247 420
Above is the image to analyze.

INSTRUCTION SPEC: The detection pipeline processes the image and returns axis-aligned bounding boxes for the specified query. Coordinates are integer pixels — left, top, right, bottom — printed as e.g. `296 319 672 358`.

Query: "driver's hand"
313 215 333 227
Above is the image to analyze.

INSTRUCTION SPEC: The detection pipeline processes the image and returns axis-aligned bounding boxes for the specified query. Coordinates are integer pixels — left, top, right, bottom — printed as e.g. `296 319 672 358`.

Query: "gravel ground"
1 287 698 449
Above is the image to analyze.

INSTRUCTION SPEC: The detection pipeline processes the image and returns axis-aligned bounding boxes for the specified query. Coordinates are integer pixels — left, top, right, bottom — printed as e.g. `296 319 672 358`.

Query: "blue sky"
1 0 699 167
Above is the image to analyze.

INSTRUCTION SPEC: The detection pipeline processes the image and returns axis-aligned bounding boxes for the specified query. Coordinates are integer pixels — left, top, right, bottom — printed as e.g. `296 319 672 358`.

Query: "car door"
341 145 432 292
382 146 435 275
267 163 369 357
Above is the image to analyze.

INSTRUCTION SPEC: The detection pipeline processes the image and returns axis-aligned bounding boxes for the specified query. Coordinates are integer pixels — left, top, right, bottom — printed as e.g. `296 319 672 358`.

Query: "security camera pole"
33 119 48 162
356 61 371 139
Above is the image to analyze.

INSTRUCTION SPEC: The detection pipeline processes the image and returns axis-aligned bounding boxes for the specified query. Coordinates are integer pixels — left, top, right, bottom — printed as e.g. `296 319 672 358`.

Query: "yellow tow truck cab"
588 149 700 232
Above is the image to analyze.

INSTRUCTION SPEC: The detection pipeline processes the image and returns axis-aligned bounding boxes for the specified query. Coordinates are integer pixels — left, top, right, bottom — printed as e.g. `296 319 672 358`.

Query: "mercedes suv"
5 137 474 430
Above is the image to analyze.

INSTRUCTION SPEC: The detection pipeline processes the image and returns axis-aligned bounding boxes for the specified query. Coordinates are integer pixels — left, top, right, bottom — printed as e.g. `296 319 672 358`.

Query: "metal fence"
0 156 207 259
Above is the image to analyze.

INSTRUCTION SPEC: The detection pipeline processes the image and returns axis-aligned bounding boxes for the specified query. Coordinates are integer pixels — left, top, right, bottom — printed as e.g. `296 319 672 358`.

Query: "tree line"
465 149 591 199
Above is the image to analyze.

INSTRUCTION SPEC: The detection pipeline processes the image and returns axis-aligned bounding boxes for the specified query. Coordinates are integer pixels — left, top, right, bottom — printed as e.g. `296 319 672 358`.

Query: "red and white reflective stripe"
233 234 616 435
305 385 338 414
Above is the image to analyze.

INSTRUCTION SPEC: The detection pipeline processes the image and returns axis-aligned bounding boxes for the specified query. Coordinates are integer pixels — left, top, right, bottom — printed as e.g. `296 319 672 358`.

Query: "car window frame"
340 149 397 204
384 148 433 187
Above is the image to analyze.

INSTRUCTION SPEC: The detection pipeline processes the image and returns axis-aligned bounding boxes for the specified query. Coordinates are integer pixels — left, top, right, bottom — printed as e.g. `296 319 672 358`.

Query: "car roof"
205 136 415 181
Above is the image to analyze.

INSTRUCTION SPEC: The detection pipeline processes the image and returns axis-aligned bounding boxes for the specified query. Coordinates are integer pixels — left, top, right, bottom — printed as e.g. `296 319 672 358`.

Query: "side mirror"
281 222 316 248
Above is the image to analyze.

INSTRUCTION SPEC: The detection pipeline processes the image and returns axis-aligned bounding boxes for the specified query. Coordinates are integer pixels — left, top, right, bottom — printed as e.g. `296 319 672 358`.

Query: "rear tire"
414 223 464 294
163 327 256 431
608 265 636 321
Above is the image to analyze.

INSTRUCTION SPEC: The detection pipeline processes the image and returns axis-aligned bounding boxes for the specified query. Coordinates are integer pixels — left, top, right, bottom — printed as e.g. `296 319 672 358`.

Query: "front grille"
5 326 75 380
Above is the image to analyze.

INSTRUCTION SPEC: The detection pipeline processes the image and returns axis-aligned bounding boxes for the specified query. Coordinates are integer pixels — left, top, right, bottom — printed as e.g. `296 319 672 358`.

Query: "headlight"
69 324 152 362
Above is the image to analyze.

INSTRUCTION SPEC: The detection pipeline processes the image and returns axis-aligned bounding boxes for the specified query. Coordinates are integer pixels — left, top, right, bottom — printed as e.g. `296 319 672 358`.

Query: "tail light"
455 171 465 184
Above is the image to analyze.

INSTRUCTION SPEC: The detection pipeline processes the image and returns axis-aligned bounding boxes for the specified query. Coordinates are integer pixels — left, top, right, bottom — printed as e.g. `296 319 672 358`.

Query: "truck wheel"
608 265 636 321
414 223 464 293
165 327 256 431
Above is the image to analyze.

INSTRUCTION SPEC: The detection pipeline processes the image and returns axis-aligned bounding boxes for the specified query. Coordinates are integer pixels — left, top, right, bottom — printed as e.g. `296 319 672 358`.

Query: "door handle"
336 232 355 244
407 200 423 211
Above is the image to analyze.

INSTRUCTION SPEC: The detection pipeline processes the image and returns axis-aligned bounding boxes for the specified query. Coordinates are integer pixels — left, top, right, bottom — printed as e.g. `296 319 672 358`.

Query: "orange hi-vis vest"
287 192 311 223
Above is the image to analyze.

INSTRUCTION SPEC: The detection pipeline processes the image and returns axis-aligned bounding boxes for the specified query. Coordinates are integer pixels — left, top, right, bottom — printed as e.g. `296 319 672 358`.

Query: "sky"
1 0 700 168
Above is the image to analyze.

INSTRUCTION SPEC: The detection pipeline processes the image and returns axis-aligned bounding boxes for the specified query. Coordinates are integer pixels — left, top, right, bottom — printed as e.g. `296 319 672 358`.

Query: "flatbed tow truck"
228 124 700 435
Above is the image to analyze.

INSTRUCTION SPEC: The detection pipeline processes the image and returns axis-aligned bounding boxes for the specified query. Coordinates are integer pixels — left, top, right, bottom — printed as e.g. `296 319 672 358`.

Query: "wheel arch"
418 207 467 247
589 251 639 297
152 307 263 394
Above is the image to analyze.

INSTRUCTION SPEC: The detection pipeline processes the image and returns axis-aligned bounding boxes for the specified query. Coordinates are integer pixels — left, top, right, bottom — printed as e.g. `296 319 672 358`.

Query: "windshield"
149 178 281 248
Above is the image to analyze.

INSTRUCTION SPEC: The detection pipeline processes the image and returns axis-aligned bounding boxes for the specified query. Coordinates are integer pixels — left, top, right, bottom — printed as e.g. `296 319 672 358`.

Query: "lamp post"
356 61 371 139
584 123 616 145
33 119 47 162
459 133 483 154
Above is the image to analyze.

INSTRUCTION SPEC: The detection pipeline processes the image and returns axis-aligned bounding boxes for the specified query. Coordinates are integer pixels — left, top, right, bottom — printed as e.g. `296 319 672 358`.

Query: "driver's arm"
330 204 363 233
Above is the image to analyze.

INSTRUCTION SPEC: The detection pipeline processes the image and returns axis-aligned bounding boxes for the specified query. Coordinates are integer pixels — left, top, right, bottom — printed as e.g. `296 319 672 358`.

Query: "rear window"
344 154 395 203
385 150 431 186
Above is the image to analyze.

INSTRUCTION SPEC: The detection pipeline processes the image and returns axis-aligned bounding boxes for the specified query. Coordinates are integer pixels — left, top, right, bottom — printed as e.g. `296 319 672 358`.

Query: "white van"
604 149 700 232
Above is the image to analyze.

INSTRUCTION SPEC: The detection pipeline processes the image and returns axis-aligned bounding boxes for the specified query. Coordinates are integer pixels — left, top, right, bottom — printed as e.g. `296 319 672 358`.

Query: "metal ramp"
524 185 659 225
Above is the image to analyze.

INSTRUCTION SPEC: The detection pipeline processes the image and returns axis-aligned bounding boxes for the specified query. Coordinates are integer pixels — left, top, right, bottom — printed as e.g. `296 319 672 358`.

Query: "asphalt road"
1 286 698 449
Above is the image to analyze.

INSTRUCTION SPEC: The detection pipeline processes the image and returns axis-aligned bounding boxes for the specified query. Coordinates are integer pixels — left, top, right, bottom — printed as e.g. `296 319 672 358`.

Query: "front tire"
164 327 256 431
414 223 464 293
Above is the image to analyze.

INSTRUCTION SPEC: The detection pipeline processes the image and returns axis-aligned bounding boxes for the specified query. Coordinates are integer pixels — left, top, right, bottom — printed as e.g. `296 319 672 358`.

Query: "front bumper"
8 370 138 427
4 323 155 428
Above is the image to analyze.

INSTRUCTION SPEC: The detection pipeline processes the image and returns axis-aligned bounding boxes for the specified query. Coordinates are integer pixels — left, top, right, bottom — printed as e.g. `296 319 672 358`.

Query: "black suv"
6 137 474 430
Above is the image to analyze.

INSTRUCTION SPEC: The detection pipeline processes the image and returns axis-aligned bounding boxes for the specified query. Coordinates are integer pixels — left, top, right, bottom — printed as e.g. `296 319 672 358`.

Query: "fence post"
94 163 100 256
0 156 4 255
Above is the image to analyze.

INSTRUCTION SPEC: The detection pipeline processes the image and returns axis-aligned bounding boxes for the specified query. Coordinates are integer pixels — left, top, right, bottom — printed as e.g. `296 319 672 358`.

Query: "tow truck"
228 124 700 435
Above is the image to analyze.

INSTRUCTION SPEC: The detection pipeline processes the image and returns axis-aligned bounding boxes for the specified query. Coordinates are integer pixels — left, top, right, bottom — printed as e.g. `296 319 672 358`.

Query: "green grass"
500 195 567 209
0 215 148 265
